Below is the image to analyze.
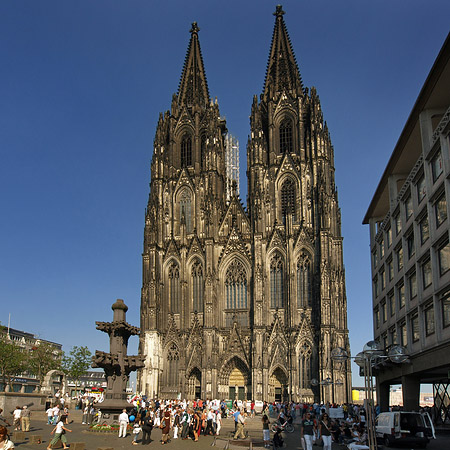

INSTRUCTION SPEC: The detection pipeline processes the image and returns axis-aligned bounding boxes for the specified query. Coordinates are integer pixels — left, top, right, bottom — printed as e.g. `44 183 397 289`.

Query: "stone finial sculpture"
92 299 145 417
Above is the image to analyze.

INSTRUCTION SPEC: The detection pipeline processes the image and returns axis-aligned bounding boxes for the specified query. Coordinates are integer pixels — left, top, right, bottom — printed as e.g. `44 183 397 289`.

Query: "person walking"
180 409 190 440
262 414 270 448
141 412 153 445
46 407 53 425
47 415 72 450
234 409 246 440
301 412 317 450
160 408 171 444
20 406 31 432
319 413 332 450
118 409 129 438
215 410 222 436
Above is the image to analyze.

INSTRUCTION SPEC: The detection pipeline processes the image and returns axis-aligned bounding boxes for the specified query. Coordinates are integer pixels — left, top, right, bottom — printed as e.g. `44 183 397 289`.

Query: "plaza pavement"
8 409 450 450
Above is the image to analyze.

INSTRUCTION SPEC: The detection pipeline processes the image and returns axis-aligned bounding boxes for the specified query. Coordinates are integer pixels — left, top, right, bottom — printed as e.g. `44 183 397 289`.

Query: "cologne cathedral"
138 6 351 403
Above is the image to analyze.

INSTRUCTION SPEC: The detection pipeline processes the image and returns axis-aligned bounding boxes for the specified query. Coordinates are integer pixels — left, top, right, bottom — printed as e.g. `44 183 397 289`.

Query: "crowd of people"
109 397 373 449
0 394 428 450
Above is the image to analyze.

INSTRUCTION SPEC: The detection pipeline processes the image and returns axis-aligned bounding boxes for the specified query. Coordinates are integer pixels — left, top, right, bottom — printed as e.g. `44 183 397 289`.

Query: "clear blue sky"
1 0 449 387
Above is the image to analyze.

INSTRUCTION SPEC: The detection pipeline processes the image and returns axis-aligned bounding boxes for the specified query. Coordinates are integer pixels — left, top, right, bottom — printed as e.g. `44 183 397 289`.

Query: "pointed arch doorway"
269 367 288 402
187 368 202 400
220 356 251 401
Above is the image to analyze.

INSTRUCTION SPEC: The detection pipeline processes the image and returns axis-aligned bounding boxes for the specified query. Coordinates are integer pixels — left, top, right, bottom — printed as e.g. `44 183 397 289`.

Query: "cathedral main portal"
219 356 251 401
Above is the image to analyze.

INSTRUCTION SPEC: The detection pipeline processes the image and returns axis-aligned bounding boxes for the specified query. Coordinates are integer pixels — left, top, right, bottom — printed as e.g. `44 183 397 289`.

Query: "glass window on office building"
387 258 393 281
431 149 443 183
375 307 380 329
380 269 386 291
435 193 447 228
372 248 378 269
411 313 419 343
400 321 407 347
422 259 432 288
408 271 417 299
390 326 397 345
386 227 392 248
406 231 415 259
379 239 385 258
419 214 429 244
397 282 405 309
443 294 450 328
396 245 403 272
394 212 402 235
438 240 450 276
389 291 395 316
374 276 379 298
424 303 435 336
381 300 387 323
417 175 426 203
405 195 413 221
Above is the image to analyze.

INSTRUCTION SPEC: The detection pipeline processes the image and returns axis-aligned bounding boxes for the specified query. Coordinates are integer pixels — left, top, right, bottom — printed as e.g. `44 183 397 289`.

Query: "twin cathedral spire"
139 6 350 404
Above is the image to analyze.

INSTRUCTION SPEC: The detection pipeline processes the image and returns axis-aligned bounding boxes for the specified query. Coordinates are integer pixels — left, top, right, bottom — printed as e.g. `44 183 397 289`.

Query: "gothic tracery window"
297 254 312 307
181 133 192 168
179 189 192 233
270 253 285 308
192 259 204 313
165 342 180 387
299 343 312 389
168 261 180 313
225 259 248 309
279 118 293 154
281 178 296 222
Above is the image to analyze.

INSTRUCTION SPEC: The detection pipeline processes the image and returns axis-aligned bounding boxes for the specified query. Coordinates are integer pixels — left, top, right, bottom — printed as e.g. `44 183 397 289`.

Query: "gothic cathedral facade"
139 6 351 403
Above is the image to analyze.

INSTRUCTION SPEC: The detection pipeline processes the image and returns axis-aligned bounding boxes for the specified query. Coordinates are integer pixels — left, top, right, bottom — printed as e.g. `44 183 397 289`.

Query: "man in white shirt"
13 406 22 431
52 406 60 425
118 409 129 438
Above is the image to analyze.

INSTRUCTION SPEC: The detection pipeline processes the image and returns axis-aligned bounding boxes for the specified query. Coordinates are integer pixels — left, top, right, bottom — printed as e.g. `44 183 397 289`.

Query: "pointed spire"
177 22 210 109
262 5 303 101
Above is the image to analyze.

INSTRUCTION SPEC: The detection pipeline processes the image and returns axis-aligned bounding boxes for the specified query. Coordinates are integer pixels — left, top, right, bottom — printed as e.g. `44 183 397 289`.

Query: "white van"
375 411 435 448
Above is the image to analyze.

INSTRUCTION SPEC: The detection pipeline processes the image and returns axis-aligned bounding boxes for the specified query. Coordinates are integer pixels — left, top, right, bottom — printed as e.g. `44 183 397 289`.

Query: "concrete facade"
363 33 450 412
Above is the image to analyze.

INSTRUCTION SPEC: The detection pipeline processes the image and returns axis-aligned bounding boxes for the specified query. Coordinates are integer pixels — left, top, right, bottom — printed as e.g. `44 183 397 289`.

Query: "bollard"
70 443 86 450
13 431 26 442
30 435 43 444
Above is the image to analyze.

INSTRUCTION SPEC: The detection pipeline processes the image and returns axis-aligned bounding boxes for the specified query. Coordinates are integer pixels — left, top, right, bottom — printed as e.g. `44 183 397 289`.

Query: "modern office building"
363 33 450 417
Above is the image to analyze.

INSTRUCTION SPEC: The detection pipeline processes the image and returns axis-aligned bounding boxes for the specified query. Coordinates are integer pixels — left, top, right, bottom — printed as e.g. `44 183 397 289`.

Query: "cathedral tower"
139 6 351 403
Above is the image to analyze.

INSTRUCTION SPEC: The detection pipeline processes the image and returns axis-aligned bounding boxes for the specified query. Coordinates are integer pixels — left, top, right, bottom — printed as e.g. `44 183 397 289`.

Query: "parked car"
375 411 435 448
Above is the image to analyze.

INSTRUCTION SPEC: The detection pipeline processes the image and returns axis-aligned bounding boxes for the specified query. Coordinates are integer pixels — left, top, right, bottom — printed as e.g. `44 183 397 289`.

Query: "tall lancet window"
225 259 248 309
297 254 312 307
181 133 192 168
280 119 293 154
281 178 296 222
299 343 312 389
165 342 180 387
180 190 192 233
168 261 180 313
270 252 285 308
200 134 207 169
192 259 204 313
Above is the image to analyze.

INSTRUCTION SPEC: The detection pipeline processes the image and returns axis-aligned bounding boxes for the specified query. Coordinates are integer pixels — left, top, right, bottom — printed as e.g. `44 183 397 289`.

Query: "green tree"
62 346 92 396
0 334 28 391
29 341 62 391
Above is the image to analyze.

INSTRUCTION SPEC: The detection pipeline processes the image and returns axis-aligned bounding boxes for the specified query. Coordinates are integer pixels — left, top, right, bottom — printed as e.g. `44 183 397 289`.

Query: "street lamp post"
331 342 408 450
